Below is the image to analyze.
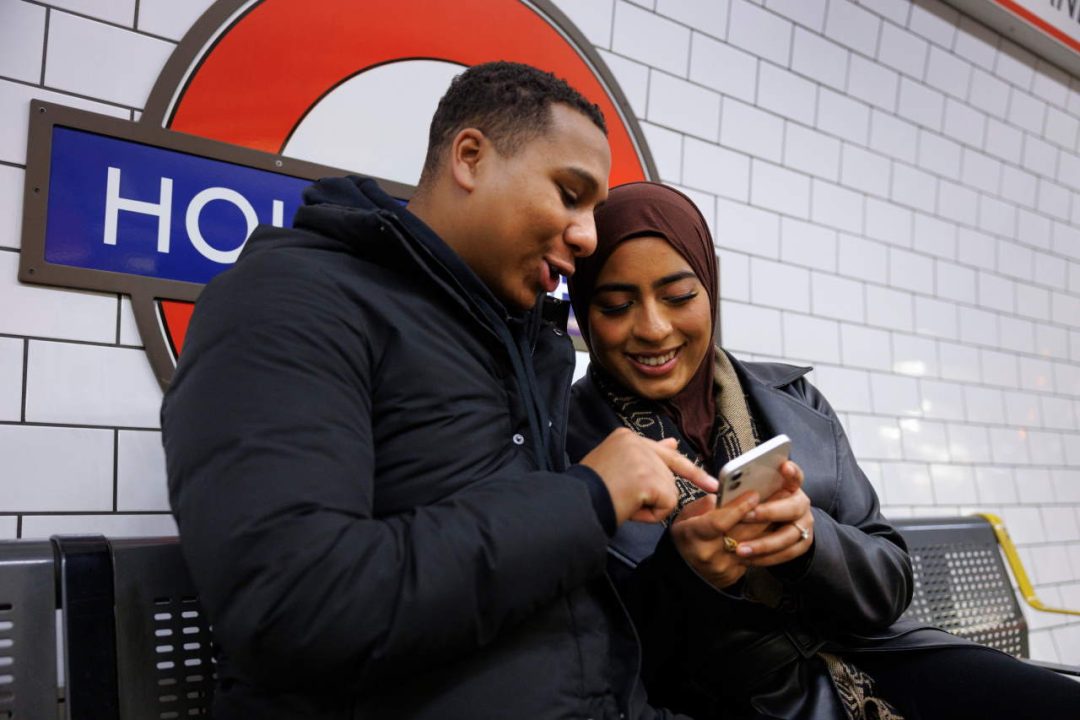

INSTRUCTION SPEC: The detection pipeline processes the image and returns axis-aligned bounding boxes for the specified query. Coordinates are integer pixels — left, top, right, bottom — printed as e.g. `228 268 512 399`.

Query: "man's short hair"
419 61 607 181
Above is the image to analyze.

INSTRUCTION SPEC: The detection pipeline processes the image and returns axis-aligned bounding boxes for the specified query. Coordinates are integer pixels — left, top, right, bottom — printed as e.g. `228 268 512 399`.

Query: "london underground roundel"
134 0 657 387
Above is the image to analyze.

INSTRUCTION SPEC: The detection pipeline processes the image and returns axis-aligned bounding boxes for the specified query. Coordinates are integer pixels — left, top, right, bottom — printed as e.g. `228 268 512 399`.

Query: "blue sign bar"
45 126 311 285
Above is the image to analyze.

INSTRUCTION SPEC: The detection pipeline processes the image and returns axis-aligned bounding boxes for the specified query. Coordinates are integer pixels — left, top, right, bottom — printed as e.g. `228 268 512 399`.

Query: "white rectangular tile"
960 148 1002 195
20 513 177 541
136 0 226 41
717 249 750 302
750 256 810 311
869 111 918 163
613 1 690 76
824 0 880 57
817 88 870 145
1055 224 1080 262
977 270 1016 313
857 0 909 24
39 0 136 25
1040 395 1076 430
1023 212 1057 256
640 122 683 182
848 54 898 112
1016 283 1050 321
1028 429 1066 466
964 384 1005 424
719 300 783 355
116 430 168 511
0 337 23 422
1003 389 1041 427
866 284 913 332
989 426 1031 465
26 340 161 427
782 312 840 363
1051 291 1080 329
783 124 840 181
981 348 1019 387
994 40 1037 90
925 46 971 100
0 517 14 539
1034 323 1069 360
810 180 863 234
911 213 956 259
913 296 958 340
0 164 24 250
838 233 887 283
1052 469 1080 502
899 80 945 132
0 1 46 83
1037 180 1071 222
727 0 792 66
1031 61 1071 108
985 117 1023 164
1000 165 1038 211
45 11 173 108
758 63 816 125
714 196 780 257
811 271 864 322
690 33 757 103
937 180 978 226
0 251 117 342
840 144 890 198
871 372 922 417
901 418 950 462
765 0 826 31
1023 135 1058 177
1007 90 1047 136
1055 361 1080 396
892 332 937 377
779 218 836 272
657 0 729 40
0 424 112 511
930 463 975 504
1058 152 1080 193
969 68 1009 118
919 379 965 421
791 27 846 91
813 364 872 413
977 195 1017 238
888 247 933 294
847 414 904 460
881 461 934 504
942 98 986 146
935 260 975 303
908 0 957 47
1020 355 1056 393
939 340 981 382
877 22 927 79
840 323 892 370
953 14 998 66
955 227 996 270
958 305 999 346
682 137 749 201
1042 507 1080 542
865 198 912 246
671 184 717 241
891 162 937 213
750 159 810 218
647 70 720 140
597 51 649 117
975 465 1017 503
1045 107 1079 152
720 98 783 163
949 424 993 463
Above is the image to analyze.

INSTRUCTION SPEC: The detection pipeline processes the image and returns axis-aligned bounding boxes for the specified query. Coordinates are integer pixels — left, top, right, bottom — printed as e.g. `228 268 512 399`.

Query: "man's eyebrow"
593 282 636 294
564 166 600 193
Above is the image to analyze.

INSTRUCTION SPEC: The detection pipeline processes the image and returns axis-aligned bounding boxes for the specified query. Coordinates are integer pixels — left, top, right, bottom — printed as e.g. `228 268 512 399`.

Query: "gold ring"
793 522 810 541
722 535 739 553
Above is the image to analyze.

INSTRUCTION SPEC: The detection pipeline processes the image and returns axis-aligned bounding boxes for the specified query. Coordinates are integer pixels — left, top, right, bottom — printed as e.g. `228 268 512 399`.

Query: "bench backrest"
893 516 1027 657
0 540 58 720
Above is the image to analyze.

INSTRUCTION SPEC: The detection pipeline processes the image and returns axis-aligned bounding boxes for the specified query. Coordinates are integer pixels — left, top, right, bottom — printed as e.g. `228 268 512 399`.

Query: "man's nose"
565 211 598 258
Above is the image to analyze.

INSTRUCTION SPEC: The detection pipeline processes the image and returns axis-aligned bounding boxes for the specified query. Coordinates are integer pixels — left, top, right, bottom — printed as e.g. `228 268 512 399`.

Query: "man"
162 61 716 719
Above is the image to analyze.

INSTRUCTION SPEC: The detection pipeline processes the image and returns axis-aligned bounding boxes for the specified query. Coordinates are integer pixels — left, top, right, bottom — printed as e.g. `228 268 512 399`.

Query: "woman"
566 181 1080 720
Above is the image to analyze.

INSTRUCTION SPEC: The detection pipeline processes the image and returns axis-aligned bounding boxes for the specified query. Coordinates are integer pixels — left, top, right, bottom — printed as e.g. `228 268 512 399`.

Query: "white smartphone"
718 434 792 506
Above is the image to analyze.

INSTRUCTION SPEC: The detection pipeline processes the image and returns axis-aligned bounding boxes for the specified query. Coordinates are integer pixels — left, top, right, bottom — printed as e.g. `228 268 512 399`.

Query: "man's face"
465 104 611 311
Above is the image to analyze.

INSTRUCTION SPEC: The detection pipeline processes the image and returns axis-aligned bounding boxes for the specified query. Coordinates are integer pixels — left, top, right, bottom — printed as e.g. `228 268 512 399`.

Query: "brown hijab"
569 182 718 458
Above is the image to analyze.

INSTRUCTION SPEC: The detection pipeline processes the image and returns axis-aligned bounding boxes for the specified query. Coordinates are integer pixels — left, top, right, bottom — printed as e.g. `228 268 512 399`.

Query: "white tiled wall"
0 0 1078 663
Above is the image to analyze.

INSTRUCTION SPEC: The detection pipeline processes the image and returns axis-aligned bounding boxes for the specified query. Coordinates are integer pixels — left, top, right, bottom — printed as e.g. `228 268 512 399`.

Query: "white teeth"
633 349 677 366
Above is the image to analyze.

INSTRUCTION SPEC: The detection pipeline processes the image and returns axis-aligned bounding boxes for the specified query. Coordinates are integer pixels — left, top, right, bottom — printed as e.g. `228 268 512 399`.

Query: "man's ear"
449 127 486 192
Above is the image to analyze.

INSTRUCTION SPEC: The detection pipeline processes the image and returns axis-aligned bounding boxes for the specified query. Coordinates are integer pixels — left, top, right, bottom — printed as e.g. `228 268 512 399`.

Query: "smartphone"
718 434 792 506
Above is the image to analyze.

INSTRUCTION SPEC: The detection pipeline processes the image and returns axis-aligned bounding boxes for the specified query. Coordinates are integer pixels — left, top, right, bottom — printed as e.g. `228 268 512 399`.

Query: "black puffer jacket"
162 177 688 719
567 354 970 719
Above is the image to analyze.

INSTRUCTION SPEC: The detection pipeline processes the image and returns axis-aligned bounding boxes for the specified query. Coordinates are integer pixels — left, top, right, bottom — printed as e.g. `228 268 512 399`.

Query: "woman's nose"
634 302 672 342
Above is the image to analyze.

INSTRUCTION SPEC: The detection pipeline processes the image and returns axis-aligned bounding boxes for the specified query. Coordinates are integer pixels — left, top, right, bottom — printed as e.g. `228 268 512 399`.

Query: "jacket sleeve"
162 248 609 692
777 377 913 635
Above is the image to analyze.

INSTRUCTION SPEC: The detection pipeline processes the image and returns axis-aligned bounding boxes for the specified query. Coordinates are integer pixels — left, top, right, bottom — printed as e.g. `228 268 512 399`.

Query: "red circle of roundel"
168 0 649 186
152 0 652 364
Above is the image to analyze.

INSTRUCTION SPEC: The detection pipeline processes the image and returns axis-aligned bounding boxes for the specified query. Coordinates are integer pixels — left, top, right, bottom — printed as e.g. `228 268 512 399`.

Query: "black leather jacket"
567 353 967 719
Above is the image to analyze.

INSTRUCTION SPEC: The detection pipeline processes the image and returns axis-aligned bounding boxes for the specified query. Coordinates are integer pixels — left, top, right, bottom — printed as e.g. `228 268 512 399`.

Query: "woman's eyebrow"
653 271 696 288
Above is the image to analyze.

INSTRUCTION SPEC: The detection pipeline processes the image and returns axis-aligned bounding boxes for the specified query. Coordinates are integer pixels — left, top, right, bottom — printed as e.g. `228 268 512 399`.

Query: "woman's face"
587 235 713 401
